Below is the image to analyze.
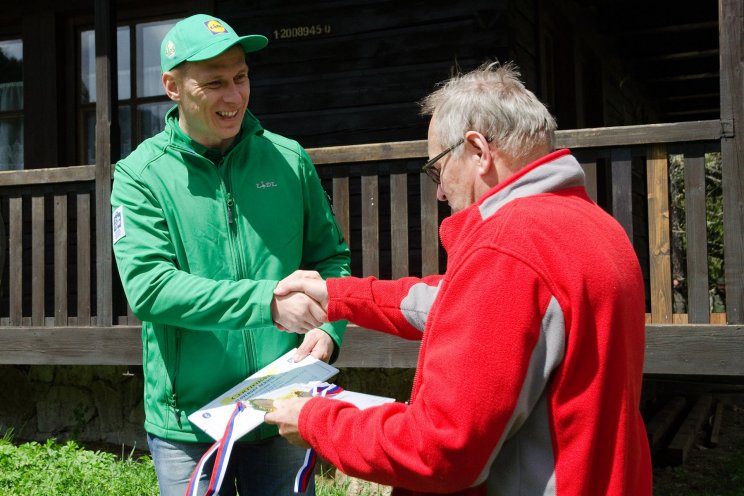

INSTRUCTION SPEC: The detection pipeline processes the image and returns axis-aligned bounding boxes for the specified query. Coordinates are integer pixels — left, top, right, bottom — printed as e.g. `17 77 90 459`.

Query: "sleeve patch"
112 206 126 244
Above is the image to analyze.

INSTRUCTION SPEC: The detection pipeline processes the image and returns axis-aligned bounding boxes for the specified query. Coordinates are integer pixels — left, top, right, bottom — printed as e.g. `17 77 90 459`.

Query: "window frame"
75 14 180 165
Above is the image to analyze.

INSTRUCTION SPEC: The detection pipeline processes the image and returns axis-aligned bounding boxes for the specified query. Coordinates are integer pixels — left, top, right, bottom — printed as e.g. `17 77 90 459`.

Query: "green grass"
0 431 158 496
0 431 388 496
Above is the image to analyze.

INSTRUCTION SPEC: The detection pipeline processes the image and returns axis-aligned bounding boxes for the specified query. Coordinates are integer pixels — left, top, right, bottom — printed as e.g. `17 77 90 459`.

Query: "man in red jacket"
266 62 652 495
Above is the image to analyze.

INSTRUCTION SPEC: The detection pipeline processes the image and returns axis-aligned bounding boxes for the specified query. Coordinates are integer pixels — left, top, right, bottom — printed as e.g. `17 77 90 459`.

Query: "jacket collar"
439 150 586 252
477 149 585 220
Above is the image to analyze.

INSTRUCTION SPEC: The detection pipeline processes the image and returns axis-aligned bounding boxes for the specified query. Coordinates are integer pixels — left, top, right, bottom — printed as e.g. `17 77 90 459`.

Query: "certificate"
189 349 394 440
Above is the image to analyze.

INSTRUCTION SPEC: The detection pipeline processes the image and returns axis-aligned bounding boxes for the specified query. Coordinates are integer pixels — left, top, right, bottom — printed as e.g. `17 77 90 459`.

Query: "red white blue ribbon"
293 383 344 494
187 401 246 496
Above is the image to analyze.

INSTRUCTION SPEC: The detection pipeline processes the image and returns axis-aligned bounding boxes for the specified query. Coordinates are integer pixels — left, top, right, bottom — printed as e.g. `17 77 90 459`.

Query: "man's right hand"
274 270 330 310
270 291 326 334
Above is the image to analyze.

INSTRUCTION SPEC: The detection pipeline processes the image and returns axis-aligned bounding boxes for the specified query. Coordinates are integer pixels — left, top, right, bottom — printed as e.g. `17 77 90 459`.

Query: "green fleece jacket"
111 106 350 442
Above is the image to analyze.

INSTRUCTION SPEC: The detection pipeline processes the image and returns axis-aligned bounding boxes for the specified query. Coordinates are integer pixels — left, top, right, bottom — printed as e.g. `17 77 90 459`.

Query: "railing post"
611 148 634 243
94 0 119 326
0 210 4 297
719 0 744 324
647 144 672 323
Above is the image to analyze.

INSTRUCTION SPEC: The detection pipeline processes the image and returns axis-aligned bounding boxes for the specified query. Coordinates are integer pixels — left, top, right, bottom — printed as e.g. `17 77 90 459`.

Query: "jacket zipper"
219 156 254 375
226 192 235 224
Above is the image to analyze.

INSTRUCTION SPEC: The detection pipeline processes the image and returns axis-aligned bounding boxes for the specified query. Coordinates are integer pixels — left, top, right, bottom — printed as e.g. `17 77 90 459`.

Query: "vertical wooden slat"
683 145 709 323
332 177 350 247
580 159 598 202
31 196 45 326
127 305 140 325
77 193 91 324
719 0 744 323
94 0 118 326
8 197 22 325
647 144 673 323
390 173 409 278
0 206 5 287
420 174 439 276
361 175 379 277
611 148 634 243
54 194 68 325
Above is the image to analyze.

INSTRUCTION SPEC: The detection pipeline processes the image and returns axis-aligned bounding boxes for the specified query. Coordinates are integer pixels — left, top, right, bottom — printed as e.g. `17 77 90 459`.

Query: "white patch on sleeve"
112 206 126 244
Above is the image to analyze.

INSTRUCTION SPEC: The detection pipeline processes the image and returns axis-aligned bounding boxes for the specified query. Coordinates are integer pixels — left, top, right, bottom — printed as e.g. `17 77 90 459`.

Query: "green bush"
0 434 158 496
0 432 389 496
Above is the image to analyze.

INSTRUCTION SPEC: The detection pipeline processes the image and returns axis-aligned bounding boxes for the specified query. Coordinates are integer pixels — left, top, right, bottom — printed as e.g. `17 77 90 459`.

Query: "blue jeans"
147 433 315 496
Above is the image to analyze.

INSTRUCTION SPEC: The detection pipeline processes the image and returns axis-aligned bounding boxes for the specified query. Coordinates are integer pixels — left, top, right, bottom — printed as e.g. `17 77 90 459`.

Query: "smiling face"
163 45 250 151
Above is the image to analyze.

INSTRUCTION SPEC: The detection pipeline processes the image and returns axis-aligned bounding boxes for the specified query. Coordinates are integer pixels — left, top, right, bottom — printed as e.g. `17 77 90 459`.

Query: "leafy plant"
0 435 391 496
0 437 158 496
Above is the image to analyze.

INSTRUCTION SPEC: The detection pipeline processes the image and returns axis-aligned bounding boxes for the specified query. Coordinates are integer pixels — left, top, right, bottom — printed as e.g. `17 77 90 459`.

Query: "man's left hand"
294 328 335 363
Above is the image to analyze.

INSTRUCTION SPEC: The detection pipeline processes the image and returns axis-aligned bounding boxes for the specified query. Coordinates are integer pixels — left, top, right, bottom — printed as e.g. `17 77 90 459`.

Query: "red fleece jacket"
299 150 652 495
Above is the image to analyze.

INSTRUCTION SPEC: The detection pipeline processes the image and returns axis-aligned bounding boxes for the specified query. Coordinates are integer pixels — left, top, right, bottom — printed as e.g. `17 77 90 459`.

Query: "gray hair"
420 61 556 161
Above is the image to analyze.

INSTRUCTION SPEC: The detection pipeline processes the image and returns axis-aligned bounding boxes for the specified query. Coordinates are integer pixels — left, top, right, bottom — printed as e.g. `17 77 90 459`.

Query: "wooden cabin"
0 0 742 378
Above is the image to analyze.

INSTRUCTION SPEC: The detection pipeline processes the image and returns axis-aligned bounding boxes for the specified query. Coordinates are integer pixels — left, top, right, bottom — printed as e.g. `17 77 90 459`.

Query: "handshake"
270 270 330 334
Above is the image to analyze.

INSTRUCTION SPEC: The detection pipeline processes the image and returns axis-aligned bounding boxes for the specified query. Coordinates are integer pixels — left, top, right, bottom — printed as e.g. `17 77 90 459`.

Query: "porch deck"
0 120 742 376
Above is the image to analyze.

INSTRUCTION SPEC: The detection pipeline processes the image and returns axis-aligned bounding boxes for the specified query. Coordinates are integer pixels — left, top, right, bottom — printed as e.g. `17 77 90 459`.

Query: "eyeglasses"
421 138 465 184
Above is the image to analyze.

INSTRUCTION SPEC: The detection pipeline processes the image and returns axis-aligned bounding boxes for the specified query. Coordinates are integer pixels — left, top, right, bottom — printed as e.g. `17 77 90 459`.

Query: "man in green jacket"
111 14 350 496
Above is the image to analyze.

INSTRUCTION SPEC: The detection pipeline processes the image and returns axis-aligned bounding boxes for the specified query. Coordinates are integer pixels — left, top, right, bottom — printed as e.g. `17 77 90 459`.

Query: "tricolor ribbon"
293 383 344 494
186 401 246 496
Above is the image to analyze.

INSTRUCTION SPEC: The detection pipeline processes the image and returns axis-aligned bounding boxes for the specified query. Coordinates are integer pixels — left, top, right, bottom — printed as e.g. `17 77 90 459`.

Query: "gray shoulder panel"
400 280 443 332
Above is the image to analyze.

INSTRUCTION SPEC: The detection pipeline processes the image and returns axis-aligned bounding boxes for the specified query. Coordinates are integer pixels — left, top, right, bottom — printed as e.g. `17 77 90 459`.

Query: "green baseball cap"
160 14 268 73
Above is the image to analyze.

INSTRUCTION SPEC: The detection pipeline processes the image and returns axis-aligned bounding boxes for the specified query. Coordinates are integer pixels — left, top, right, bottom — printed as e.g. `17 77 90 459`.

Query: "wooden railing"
0 120 743 375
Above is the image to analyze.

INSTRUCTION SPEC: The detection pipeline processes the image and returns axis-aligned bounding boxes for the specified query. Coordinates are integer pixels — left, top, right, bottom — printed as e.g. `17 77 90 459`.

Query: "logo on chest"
256 181 278 189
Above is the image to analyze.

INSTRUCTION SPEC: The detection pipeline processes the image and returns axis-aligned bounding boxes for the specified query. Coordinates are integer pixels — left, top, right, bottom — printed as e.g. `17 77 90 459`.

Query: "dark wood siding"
218 0 510 148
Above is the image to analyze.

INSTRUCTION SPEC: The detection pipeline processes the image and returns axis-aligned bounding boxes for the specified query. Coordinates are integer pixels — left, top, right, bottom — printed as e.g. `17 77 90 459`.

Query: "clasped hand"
270 270 330 334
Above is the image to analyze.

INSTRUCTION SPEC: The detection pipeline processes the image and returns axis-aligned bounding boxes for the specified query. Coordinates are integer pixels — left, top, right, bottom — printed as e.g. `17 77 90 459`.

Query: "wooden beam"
332 177 350 246
0 208 4 289
556 120 726 149
334 327 421 368
390 173 409 279
31 196 44 326
638 49 719 62
611 148 633 243
647 144 673 323
0 327 142 365
664 395 713 465
8 198 22 325
0 121 727 183
644 325 744 375
683 145 709 323
646 396 687 453
1 325 743 377
94 0 118 327
719 0 744 324
361 175 379 277
0 165 95 187
0 325 423 367
420 172 439 276
308 140 427 165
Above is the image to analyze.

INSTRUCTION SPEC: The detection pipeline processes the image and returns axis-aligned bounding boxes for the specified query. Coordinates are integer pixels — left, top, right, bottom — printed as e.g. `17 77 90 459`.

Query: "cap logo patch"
164 40 176 59
205 20 228 34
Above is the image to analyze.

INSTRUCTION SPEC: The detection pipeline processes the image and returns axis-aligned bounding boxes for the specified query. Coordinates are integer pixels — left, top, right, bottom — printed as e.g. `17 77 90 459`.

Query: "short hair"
420 61 557 161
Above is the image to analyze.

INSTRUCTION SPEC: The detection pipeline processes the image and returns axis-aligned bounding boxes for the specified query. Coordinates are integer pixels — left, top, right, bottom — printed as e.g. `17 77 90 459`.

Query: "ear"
464 130 493 177
162 71 180 102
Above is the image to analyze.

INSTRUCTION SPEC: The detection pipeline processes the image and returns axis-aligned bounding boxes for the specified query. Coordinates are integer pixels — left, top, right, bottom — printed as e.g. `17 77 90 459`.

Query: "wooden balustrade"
0 120 743 374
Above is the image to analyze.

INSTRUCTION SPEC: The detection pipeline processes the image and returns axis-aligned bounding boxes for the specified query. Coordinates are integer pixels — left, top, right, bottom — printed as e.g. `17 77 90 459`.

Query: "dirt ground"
652 389 744 496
